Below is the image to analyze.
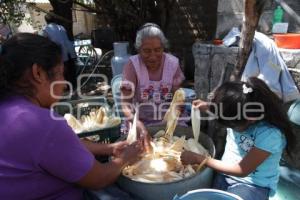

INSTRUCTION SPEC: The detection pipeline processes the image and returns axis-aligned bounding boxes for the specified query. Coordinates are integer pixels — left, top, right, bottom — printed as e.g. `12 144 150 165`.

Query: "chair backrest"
111 74 124 118
173 189 244 200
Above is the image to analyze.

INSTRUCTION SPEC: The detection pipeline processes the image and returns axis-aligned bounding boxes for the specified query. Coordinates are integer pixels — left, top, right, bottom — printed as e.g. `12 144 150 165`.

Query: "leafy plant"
0 0 27 26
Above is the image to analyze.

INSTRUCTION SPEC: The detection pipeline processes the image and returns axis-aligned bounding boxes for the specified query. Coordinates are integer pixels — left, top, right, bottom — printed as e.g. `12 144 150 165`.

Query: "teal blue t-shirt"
221 121 286 196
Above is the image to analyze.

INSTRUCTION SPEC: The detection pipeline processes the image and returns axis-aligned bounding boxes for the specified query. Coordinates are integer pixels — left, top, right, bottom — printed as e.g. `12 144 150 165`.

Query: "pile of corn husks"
123 131 209 183
64 106 121 133
123 89 209 183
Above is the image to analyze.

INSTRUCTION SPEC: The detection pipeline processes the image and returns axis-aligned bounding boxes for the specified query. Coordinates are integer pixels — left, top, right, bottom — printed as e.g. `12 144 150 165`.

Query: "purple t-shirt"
0 96 94 200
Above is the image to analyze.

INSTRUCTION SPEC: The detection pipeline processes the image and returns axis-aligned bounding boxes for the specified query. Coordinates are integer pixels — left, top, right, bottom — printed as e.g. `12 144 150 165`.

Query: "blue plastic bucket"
173 189 243 200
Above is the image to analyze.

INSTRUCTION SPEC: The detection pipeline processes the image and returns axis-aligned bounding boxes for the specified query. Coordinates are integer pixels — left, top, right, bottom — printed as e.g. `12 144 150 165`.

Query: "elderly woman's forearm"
122 104 134 119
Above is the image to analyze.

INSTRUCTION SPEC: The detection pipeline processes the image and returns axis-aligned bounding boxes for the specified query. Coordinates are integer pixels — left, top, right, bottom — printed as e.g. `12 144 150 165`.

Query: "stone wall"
216 0 300 38
165 0 218 80
193 43 300 99
193 44 238 99
280 49 300 90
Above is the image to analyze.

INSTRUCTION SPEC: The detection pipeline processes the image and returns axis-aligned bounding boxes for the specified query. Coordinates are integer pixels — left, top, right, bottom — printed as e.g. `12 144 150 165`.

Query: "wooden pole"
232 0 268 80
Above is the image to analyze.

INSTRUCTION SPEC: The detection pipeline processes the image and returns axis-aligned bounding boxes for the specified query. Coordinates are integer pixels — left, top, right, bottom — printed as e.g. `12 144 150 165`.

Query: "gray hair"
135 23 169 50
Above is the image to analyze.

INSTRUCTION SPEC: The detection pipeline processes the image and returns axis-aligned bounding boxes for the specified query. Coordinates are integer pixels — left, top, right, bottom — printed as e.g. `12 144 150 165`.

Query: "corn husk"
64 114 84 133
123 133 209 183
163 89 185 139
191 106 201 142
64 107 121 133
154 130 165 138
170 136 186 152
127 112 138 144
185 138 209 155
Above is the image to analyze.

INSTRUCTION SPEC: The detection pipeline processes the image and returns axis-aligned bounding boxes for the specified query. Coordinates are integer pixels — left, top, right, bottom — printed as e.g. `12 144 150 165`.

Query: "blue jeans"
213 174 270 200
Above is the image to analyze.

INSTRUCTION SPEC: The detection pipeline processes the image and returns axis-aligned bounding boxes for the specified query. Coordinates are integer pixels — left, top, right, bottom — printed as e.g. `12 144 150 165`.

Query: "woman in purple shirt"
0 33 143 200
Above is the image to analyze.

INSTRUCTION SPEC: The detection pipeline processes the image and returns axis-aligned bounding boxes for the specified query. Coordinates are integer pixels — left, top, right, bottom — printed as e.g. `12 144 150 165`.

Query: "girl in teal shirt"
181 77 295 200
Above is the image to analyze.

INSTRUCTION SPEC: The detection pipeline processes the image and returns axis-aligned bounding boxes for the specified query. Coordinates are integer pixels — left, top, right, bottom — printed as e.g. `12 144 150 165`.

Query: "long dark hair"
0 33 62 99
211 77 295 154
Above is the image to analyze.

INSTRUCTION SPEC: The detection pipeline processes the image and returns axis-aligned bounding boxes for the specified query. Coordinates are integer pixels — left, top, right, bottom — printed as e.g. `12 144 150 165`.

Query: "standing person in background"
42 12 77 90
181 77 295 200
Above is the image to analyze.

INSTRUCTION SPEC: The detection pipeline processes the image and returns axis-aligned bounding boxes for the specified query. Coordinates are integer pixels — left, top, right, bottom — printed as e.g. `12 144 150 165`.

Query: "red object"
213 39 223 45
273 34 300 49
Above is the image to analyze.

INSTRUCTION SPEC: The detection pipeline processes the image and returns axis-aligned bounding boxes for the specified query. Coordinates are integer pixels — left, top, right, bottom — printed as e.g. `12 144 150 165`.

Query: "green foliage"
0 0 27 26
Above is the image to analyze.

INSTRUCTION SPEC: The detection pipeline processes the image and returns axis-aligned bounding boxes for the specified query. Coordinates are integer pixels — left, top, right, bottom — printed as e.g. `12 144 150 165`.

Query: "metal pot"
117 126 215 200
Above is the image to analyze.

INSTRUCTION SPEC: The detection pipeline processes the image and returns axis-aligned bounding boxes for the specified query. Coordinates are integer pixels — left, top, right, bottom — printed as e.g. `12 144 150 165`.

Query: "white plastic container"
111 42 130 77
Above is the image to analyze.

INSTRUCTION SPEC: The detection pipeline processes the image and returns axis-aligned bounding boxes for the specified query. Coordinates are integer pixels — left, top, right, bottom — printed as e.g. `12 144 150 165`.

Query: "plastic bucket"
173 189 243 200
273 34 300 49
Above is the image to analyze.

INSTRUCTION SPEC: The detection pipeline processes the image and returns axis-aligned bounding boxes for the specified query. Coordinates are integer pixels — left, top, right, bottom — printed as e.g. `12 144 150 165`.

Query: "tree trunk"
49 0 74 40
232 0 268 80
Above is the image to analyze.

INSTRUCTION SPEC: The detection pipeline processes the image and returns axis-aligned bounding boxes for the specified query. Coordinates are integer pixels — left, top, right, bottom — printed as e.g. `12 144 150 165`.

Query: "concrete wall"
193 44 238 99
17 3 96 36
193 43 300 100
165 0 218 80
216 0 300 38
72 5 97 36
167 0 300 80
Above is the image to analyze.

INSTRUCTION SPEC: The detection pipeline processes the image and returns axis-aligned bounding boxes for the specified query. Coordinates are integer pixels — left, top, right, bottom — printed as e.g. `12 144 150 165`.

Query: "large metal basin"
117 126 215 200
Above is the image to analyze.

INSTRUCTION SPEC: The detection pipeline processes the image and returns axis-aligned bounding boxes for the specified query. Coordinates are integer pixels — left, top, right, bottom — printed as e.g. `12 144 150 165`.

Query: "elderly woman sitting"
121 23 185 144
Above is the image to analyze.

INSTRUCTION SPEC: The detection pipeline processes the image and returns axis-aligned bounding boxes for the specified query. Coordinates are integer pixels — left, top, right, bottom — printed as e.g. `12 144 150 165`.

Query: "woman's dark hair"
0 33 62 98
211 77 295 154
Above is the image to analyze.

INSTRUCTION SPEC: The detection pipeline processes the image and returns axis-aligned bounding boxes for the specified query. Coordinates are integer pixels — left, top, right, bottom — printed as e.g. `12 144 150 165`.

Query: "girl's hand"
110 141 129 157
181 150 206 165
116 140 144 165
192 99 209 112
